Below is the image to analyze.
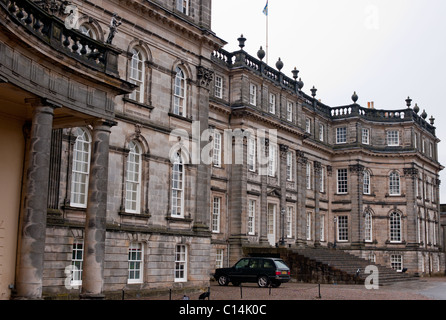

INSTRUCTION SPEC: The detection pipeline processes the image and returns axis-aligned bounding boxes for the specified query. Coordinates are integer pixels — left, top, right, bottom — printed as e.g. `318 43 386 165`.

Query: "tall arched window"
70 128 91 208
364 211 373 242
389 171 401 195
390 211 402 243
171 152 184 218
125 141 142 213
129 48 145 103
173 67 186 117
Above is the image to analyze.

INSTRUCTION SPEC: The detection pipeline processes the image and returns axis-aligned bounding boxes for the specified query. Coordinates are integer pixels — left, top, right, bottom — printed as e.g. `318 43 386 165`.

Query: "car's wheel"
257 275 269 288
217 274 229 286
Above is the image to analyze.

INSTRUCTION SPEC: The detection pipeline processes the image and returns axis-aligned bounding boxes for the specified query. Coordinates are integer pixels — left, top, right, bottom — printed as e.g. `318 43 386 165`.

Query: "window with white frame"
362 128 370 145
336 127 347 144
71 239 84 287
364 211 373 242
175 244 187 282
368 252 376 263
173 67 186 116
320 166 325 193
216 249 224 269
213 130 222 167
337 169 348 194
414 133 418 149
286 206 293 238
390 254 403 272
306 162 312 189
387 130 399 146
247 137 256 172
249 83 257 106
129 48 145 103
363 170 371 195
319 124 324 142
212 197 221 233
286 151 293 181
268 144 277 177
214 75 223 99
306 212 312 240
71 128 91 208
305 118 311 134
390 211 402 243
389 171 401 195
337 216 349 241
128 242 143 284
248 199 256 235
176 0 189 15
269 93 276 114
171 152 184 217
320 215 325 241
125 141 142 214
287 101 293 122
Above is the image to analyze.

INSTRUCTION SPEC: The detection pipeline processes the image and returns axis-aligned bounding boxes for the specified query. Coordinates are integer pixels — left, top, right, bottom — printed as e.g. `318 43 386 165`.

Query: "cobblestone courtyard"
143 277 446 301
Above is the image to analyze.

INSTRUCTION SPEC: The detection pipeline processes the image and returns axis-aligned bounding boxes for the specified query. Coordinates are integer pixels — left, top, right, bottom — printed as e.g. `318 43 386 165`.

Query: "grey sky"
212 0 446 203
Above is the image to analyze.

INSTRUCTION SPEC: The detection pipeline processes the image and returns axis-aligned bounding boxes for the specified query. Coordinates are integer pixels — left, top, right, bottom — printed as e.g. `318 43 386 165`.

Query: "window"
248 199 256 235
71 128 91 208
212 197 221 233
320 166 325 193
414 133 418 149
306 162 311 190
287 101 293 122
337 169 348 194
125 141 142 213
71 239 84 287
390 212 402 243
389 171 401 196
336 127 347 144
368 252 376 263
128 243 143 283
78 23 98 54
306 213 312 240
286 151 293 181
363 170 371 195
175 245 187 282
390 254 403 272
171 152 184 217
364 212 373 242
319 124 324 142
305 118 311 134
176 0 189 15
337 216 349 241
173 67 186 116
320 215 325 242
249 83 257 106
268 144 277 177
269 93 276 114
247 137 256 172
387 130 399 146
213 131 222 167
214 75 223 99
216 249 224 269
286 207 293 238
362 128 370 145
129 48 145 103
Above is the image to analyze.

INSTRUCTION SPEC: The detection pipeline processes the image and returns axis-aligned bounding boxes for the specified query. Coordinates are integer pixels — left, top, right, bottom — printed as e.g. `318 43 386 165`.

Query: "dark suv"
214 257 290 288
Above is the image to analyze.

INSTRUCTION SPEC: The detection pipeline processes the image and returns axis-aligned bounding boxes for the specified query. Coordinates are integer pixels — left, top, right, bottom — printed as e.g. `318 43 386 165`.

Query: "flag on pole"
263 0 268 16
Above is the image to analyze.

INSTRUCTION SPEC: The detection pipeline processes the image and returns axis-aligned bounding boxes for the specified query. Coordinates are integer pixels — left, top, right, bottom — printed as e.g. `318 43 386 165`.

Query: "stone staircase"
244 246 419 286
290 247 419 285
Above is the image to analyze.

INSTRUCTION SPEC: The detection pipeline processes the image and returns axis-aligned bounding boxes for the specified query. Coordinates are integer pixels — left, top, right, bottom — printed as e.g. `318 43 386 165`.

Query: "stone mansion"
0 0 444 299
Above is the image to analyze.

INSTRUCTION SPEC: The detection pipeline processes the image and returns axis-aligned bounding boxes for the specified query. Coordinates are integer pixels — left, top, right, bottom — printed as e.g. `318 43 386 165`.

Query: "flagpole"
266 8 268 65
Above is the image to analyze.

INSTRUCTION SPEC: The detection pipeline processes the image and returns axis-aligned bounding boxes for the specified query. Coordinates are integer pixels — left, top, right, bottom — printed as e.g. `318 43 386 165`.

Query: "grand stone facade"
0 0 444 300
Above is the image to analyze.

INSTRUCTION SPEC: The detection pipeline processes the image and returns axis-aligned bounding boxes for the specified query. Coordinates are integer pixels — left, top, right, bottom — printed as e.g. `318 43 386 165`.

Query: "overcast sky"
212 0 446 203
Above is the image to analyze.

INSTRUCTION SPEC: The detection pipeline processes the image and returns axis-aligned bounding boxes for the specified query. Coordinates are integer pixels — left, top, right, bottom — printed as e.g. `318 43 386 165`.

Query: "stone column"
80 119 115 299
314 161 322 246
296 151 307 246
279 144 288 245
15 99 59 299
404 167 419 248
349 164 364 247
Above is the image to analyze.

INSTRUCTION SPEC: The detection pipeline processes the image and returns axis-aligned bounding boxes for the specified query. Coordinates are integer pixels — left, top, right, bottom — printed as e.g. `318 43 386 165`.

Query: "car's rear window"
273 260 289 269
